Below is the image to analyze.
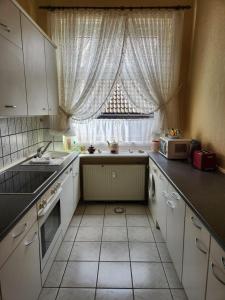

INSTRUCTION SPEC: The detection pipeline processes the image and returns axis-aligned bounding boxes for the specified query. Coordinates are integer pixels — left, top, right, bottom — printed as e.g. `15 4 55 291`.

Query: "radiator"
82 164 146 201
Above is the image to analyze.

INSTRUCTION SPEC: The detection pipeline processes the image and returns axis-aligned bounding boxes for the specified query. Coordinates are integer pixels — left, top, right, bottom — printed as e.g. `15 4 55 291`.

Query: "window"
98 83 154 119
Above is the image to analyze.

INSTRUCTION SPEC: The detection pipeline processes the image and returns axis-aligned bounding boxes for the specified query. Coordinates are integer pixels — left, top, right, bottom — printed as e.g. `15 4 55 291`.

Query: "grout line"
94 204 105 300
125 212 135 300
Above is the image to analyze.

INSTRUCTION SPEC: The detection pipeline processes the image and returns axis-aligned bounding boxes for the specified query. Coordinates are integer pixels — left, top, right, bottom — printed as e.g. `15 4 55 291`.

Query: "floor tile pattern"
39 203 187 300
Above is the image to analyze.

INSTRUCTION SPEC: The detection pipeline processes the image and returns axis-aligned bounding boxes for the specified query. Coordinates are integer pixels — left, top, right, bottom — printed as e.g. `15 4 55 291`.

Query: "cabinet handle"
171 192 181 200
162 191 168 198
166 200 176 209
0 22 11 32
24 232 37 246
191 216 202 230
222 257 225 269
195 238 207 254
5 105 16 108
12 223 27 238
211 262 225 285
42 108 46 110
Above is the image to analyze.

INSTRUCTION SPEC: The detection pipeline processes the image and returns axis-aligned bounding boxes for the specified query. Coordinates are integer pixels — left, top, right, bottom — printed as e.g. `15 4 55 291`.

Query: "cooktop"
0 170 56 194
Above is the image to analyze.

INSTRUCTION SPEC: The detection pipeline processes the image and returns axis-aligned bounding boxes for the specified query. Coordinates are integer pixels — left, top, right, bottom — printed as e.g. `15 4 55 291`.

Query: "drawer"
0 205 37 269
0 0 22 48
206 238 225 300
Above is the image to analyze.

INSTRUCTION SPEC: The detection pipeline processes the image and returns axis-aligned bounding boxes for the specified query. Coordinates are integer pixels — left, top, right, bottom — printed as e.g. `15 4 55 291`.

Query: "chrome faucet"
35 141 52 158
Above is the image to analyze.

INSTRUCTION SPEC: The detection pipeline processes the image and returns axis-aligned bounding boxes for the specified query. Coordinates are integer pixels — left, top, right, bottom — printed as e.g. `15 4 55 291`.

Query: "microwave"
159 137 191 159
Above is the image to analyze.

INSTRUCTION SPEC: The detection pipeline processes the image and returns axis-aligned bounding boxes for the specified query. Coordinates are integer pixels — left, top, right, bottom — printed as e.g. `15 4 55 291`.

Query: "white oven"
37 181 62 272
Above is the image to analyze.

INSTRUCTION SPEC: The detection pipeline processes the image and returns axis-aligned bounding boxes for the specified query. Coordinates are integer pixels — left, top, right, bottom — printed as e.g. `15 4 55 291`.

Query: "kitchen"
0 0 225 300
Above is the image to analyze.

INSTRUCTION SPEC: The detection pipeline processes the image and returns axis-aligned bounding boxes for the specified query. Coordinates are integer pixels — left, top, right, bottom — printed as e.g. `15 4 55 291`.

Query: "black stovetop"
0 170 55 194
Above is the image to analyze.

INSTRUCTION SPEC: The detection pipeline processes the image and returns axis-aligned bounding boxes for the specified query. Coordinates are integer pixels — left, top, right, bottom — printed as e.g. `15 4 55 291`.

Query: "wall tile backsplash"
0 117 47 169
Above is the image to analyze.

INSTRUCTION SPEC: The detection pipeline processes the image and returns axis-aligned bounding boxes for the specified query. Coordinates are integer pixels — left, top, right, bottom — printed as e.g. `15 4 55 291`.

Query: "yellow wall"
184 0 225 168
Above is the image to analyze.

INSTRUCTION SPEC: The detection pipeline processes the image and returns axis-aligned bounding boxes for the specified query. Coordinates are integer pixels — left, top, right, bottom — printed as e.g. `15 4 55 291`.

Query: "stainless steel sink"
22 151 71 166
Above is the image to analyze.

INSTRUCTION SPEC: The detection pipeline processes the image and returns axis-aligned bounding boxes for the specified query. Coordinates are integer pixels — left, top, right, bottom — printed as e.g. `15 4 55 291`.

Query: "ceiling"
36 0 193 8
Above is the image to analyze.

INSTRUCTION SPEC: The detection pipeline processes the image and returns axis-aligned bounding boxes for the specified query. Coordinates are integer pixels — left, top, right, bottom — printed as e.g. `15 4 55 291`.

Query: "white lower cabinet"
206 238 225 300
155 169 168 241
0 222 41 300
166 185 186 280
73 157 80 211
182 206 210 300
60 166 75 236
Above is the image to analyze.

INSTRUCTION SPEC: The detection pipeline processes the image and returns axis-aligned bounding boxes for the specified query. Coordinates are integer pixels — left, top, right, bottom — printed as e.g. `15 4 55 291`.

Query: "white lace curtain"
49 9 184 135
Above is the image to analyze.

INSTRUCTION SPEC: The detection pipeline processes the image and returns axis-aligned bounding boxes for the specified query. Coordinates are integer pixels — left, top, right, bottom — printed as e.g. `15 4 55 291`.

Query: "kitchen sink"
22 151 71 166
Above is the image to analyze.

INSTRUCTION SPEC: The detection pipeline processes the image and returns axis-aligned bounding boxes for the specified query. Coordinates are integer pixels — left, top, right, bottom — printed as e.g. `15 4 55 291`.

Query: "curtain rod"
39 5 191 11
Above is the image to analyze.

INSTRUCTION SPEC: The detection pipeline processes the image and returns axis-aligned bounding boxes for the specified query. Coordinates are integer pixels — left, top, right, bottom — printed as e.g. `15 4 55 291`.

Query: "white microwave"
159 137 191 159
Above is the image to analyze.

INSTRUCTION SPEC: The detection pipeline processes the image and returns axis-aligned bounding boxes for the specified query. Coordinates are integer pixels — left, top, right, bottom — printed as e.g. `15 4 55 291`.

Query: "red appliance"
193 150 216 171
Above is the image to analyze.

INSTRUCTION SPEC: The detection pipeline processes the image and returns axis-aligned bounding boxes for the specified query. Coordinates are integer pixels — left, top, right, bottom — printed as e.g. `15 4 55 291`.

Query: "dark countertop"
0 152 79 242
149 152 225 251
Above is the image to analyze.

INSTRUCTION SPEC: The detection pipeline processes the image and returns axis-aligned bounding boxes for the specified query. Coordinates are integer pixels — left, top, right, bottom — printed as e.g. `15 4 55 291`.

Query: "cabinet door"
166 185 186 280
206 238 225 300
0 0 22 48
155 169 168 241
0 35 27 116
0 222 41 300
44 39 58 115
60 167 74 236
182 206 210 300
73 158 80 210
83 164 145 201
21 14 48 115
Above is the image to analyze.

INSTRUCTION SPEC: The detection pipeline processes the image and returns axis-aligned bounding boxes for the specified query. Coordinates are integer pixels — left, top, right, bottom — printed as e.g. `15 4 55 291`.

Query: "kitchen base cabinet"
155 170 168 241
182 206 210 300
206 238 225 300
60 166 75 236
0 222 41 300
166 185 186 280
73 157 80 211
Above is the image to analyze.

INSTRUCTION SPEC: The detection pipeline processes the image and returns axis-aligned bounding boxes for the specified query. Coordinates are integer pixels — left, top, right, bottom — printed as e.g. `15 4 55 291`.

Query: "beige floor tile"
102 227 128 242
100 242 129 261
97 262 132 288
55 242 73 261
104 215 126 226
64 227 78 241
70 215 82 227
134 289 172 300
44 262 67 287
56 288 95 300
131 262 168 288
80 215 104 227
129 242 160 262
76 227 102 241
69 242 101 261
171 289 188 300
126 215 150 226
163 263 183 288
157 243 172 262
38 288 58 300
84 204 105 215
96 289 133 300
128 227 154 242
61 262 98 288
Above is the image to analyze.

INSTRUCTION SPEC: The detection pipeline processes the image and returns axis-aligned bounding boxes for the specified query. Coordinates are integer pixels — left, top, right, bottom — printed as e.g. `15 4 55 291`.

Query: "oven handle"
38 187 62 218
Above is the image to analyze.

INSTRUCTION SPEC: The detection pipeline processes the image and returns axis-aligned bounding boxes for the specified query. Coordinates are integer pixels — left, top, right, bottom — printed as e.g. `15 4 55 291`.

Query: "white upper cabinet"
0 16 27 116
45 39 59 115
21 14 48 115
0 0 22 48
182 206 210 300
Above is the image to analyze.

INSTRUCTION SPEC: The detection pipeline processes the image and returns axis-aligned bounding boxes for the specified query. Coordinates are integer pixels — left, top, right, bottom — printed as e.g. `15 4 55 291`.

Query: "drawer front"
0 205 37 268
182 206 210 300
206 238 225 300
166 185 186 280
0 0 22 48
0 222 41 300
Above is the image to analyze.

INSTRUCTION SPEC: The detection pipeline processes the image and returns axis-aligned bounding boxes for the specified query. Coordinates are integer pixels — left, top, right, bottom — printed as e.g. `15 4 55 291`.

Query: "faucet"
35 141 52 158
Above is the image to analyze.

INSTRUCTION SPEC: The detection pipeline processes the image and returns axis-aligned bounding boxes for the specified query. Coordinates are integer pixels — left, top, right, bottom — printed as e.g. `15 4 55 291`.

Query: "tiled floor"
39 203 187 300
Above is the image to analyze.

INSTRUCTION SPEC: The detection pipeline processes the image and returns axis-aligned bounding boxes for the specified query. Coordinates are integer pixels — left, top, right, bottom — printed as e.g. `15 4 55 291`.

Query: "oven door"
38 188 62 271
